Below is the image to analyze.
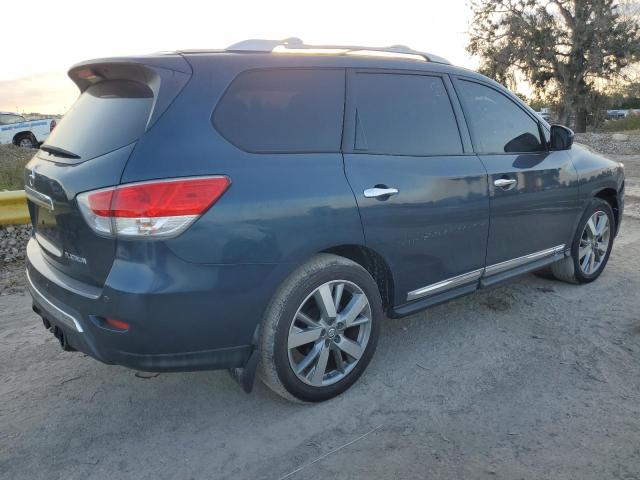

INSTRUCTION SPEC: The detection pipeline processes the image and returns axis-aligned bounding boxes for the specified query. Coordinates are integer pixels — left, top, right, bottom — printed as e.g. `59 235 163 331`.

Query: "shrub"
0 145 33 190
601 114 640 132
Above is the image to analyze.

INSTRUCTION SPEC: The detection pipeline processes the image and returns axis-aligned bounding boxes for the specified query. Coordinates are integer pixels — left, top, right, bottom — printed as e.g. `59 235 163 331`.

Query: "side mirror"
550 124 574 150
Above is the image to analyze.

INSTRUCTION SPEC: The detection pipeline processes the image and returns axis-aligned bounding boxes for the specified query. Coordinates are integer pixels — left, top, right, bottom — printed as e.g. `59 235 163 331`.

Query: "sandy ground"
1 155 640 479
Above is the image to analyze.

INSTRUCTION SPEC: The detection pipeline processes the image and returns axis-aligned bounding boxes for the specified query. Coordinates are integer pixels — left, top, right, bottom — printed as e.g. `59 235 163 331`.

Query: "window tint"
44 80 153 161
353 73 462 156
213 69 345 153
456 80 544 154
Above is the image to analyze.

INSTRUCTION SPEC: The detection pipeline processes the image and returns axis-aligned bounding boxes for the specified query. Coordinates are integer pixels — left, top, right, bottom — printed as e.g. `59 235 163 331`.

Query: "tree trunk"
574 108 587 133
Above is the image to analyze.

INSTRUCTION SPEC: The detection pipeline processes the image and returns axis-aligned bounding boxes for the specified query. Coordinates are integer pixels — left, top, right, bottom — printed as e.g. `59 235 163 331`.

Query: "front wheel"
16 134 37 149
551 198 615 284
259 254 382 402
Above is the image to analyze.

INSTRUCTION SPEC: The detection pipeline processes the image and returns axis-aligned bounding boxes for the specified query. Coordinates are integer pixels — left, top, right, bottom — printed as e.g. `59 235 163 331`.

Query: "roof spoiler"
67 54 192 130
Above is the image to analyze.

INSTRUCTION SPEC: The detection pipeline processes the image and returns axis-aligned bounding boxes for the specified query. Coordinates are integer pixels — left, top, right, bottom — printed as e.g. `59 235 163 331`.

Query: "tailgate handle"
25 185 54 211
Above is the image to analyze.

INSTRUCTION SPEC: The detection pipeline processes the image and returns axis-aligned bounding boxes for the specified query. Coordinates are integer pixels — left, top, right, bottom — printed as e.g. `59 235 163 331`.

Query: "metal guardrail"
0 190 29 225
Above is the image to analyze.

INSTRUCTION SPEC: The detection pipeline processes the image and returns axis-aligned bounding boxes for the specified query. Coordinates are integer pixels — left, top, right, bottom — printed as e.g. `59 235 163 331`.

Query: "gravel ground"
1 219 639 480
0 224 32 265
1 134 639 479
575 130 640 155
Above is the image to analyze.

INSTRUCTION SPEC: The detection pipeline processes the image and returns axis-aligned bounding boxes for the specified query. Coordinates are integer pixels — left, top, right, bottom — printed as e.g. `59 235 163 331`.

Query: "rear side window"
352 73 462 156
455 80 544 154
44 80 153 161
213 69 345 153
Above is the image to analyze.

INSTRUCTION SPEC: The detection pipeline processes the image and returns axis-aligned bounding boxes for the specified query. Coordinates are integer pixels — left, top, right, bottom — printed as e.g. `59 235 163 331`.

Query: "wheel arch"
593 187 620 232
320 244 395 311
12 131 35 145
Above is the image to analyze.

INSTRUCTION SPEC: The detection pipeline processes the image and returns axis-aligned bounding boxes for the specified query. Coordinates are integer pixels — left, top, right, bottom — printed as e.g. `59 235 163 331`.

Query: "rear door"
452 78 580 278
343 70 490 307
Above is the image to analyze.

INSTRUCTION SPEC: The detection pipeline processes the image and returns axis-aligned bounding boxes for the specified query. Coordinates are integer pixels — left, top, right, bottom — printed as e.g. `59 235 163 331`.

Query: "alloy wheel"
19 137 34 148
287 280 372 387
578 210 610 275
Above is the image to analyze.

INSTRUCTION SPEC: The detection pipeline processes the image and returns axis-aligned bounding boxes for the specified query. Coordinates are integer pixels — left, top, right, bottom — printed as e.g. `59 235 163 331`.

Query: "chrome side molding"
406 245 566 302
407 269 483 301
484 245 565 276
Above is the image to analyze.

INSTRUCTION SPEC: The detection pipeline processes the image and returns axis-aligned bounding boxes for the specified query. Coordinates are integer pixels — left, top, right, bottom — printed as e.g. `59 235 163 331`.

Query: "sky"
0 0 478 114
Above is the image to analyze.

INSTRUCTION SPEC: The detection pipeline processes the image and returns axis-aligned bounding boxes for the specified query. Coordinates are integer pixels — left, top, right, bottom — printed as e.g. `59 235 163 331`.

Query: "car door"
342 70 490 310
452 77 580 281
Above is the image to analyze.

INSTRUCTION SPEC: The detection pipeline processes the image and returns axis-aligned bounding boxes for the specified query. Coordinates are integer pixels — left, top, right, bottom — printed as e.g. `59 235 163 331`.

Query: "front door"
343 70 490 307
452 78 580 275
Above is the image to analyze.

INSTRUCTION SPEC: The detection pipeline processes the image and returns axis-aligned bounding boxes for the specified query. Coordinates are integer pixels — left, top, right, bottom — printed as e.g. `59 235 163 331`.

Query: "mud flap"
228 325 260 394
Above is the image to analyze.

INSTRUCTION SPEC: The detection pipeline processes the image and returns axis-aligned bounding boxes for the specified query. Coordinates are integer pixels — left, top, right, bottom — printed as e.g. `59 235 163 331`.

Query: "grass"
601 114 640 132
0 144 33 190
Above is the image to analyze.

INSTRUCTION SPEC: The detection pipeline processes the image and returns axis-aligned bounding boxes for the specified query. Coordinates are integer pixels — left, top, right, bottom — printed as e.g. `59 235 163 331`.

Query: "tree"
467 0 640 132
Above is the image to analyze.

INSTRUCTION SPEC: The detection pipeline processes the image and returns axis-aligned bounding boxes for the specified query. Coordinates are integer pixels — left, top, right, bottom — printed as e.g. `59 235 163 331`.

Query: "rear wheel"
259 254 382 402
550 198 615 284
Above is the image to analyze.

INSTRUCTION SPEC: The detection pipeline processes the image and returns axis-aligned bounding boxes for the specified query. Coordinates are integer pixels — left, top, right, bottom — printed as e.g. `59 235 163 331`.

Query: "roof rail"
225 38 451 64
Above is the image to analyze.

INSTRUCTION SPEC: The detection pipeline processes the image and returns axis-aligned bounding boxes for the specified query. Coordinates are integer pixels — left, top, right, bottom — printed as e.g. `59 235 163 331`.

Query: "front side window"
213 69 345 153
352 73 463 156
456 80 544 154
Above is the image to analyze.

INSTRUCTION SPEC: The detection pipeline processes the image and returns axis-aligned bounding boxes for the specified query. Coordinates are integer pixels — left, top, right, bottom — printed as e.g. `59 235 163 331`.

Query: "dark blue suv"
25 39 625 402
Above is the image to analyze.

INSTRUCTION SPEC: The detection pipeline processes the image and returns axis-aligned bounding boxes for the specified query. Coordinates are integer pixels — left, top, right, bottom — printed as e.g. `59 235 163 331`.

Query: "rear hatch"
26 55 191 286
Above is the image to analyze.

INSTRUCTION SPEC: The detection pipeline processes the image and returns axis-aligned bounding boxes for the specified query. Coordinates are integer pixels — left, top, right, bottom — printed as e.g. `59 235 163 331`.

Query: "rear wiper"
40 145 81 159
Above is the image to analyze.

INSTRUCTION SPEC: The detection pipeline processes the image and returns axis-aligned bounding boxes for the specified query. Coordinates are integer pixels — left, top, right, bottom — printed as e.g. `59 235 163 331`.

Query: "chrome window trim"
26 269 84 333
406 244 566 302
407 269 483 301
25 185 55 211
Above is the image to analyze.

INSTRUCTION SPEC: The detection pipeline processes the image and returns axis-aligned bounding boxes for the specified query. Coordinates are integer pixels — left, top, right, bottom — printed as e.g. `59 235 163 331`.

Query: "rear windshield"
213 69 345 153
43 80 153 161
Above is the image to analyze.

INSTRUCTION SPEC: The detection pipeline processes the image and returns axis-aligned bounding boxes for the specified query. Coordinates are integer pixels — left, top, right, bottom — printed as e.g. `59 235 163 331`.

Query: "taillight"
49 119 56 132
77 176 230 238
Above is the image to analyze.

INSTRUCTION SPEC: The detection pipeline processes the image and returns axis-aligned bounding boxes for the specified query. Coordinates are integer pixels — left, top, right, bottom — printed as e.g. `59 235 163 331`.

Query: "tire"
15 133 36 149
259 253 382 403
550 198 615 284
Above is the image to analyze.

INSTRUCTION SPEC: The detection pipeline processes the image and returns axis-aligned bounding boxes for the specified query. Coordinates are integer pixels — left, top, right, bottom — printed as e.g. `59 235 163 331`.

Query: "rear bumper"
26 238 286 372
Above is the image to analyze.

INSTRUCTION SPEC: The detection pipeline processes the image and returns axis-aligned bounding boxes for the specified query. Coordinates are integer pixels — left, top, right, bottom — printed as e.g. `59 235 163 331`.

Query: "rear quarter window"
212 69 345 153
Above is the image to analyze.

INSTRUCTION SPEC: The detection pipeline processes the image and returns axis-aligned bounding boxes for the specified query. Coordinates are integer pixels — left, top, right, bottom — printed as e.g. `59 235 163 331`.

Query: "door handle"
494 178 517 189
364 187 399 199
